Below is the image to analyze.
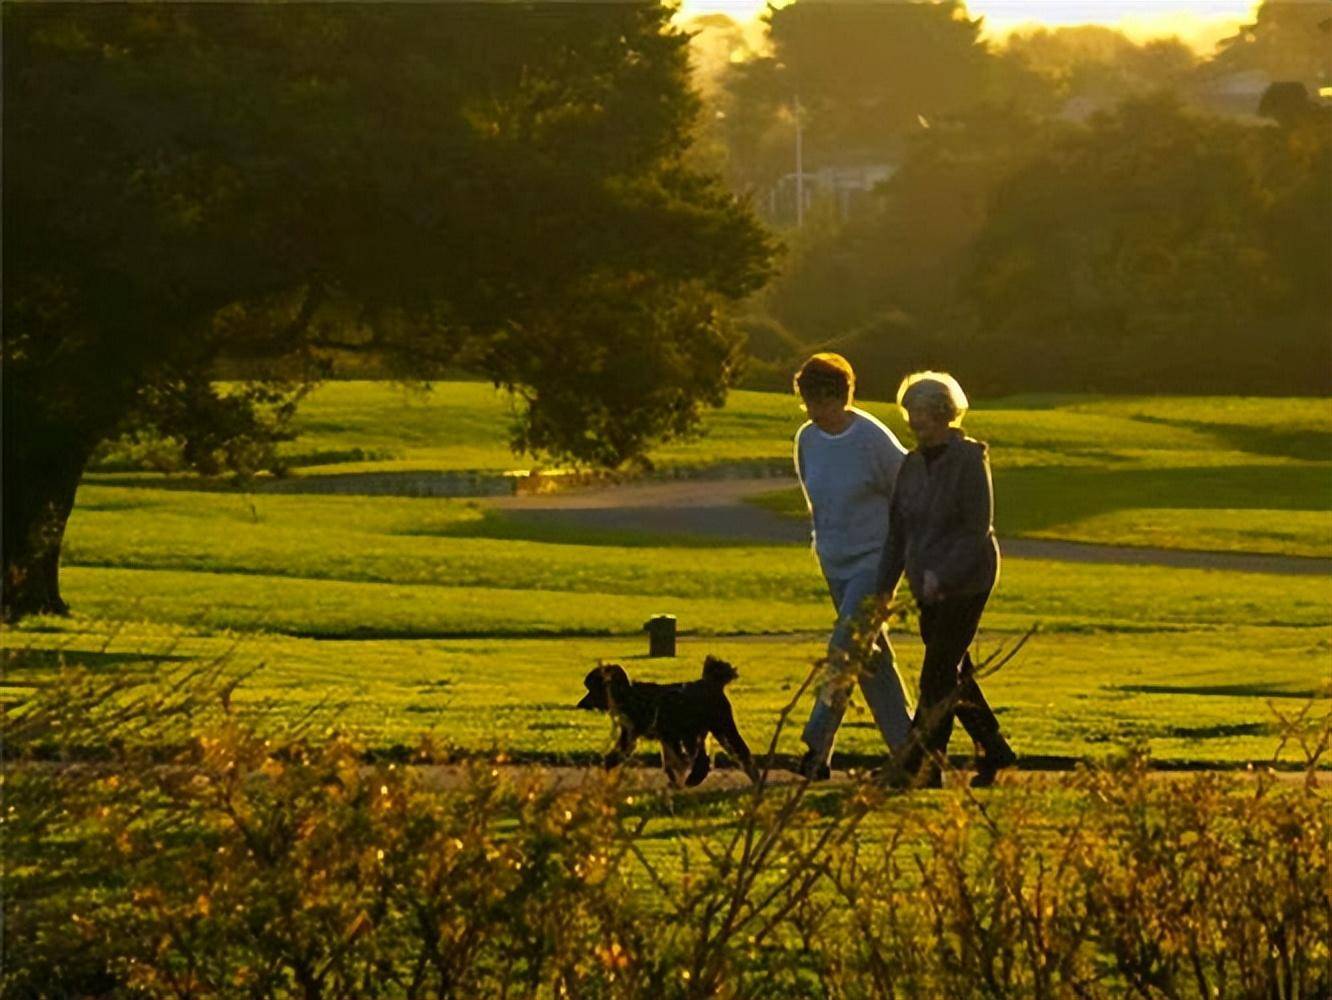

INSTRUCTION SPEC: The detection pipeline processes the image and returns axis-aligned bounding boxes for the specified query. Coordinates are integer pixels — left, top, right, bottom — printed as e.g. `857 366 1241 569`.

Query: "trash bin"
644 614 676 658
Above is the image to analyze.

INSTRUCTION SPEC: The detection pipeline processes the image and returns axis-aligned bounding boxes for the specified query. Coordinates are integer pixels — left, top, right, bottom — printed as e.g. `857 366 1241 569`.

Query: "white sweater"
794 408 906 579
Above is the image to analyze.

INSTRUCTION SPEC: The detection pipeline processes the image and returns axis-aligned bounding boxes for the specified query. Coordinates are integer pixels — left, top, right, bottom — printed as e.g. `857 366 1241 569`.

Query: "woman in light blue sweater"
793 353 912 780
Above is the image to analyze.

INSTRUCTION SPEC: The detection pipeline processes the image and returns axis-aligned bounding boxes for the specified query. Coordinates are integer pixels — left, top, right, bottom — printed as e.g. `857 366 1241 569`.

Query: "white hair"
896 371 969 426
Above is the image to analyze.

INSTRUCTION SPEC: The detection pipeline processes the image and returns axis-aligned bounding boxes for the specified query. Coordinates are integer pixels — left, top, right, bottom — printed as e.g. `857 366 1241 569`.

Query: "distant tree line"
692 0 1331 397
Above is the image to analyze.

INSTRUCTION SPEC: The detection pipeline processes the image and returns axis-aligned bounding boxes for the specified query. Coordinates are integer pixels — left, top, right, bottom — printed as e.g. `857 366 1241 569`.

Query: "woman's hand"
922 570 943 604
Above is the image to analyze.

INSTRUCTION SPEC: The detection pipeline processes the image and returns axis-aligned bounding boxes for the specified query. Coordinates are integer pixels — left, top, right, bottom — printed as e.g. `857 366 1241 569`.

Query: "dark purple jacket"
876 431 1000 602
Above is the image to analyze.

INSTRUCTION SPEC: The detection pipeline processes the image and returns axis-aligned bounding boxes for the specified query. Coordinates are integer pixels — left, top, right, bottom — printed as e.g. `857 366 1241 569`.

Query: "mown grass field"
96 382 1332 559
6 382 1330 770
7 622 1326 767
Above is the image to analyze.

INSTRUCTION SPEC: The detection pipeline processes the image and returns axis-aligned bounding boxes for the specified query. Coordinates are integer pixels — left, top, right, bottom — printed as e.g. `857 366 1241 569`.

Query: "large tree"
3 3 777 620
1001 25 1198 109
1209 0 1332 85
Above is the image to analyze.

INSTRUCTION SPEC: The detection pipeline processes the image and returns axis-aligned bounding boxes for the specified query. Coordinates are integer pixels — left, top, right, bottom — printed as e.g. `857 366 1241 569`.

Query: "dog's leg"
712 703 760 783
604 727 636 770
684 733 711 787
661 739 691 788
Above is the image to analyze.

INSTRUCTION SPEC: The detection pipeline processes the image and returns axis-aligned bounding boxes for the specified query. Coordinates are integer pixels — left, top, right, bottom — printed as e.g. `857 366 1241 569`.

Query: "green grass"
90 383 1332 556
96 383 1329 469
270 383 1332 473
6 622 1326 767
55 553 1332 634
282 385 1332 557
10 383 1328 773
752 466 1332 558
59 486 1332 634
278 381 529 474
747 391 1332 558
266 380 813 475
15 475 1332 767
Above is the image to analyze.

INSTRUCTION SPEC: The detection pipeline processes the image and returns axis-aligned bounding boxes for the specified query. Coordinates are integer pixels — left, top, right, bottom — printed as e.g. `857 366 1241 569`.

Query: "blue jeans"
802 570 912 766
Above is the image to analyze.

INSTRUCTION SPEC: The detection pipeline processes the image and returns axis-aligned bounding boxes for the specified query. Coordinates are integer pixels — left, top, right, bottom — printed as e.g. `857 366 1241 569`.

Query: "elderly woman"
876 371 1017 789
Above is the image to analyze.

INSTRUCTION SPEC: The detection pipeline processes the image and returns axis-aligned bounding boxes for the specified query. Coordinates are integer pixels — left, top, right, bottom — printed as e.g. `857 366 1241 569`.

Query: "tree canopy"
719 0 1330 399
3 2 777 619
747 89 1329 399
1210 0 1332 83
719 0 995 192
962 94 1331 394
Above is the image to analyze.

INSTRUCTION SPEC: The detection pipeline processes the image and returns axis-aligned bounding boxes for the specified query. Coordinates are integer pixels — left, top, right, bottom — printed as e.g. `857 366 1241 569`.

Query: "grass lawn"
262 384 1331 471
10 485 1330 767
90 383 1332 560
751 462 1332 558
9 383 1326 773
265 383 1329 475
706 389 1329 559
10 383 1327 999
5 620 1326 767
56 483 1332 636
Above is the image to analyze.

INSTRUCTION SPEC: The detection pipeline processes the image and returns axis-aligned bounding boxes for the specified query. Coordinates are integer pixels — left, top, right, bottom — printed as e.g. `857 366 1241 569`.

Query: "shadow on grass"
362 745 1322 776
84 473 258 493
87 469 516 498
293 626 621 641
402 508 766 549
1130 414 1332 463
749 463 1330 540
1087 722 1274 742
995 463 1331 535
1113 682 1331 700
1163 722 1274 739
1 649 191 672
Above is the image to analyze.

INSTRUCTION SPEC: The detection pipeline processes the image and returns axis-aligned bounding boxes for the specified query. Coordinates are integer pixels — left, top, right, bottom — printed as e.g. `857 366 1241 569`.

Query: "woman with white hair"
876 371 1017 789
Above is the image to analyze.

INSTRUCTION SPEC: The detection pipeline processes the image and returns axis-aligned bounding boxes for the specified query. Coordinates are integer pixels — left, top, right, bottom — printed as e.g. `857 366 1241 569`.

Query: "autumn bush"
810 755 1330 1000
4 657 1328 999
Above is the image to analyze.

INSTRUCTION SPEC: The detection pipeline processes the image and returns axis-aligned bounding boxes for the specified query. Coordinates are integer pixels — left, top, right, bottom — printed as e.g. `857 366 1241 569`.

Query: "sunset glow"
675 0 1263 51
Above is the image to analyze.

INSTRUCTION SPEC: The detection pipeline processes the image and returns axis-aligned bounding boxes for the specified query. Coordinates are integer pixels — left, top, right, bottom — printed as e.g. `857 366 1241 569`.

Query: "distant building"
1054 70 1331 126
1194 68 1280 119
766 161 897 226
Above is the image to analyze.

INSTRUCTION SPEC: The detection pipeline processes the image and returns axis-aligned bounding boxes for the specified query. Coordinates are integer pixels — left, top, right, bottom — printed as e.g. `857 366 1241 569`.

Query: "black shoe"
971 741 1018 788
877 763 910 789
916 765 943 789
798 749 831 782
876 758 939 790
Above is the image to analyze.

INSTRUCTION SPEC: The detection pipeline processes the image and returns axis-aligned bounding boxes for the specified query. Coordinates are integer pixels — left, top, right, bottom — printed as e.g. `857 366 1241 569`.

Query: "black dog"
576 656 760 787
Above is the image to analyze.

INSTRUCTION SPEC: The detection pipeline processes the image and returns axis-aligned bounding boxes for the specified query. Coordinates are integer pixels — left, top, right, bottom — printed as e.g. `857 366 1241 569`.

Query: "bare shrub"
4 632 1327 1000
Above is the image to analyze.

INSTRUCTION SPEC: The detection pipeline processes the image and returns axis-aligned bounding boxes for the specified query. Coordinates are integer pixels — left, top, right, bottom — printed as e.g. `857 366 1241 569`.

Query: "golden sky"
675 0 1263 51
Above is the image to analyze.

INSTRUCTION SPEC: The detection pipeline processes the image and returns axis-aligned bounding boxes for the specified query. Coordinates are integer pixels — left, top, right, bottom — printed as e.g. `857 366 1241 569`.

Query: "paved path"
493 477 806 543
414 761 1320 792
490 477 1332 576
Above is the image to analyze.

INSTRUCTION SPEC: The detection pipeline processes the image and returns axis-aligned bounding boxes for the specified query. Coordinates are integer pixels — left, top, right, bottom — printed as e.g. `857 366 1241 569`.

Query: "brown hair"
794 353 855 406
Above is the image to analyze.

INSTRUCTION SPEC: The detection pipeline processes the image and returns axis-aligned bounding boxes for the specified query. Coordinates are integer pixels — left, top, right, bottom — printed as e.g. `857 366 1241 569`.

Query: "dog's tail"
702 655 738 687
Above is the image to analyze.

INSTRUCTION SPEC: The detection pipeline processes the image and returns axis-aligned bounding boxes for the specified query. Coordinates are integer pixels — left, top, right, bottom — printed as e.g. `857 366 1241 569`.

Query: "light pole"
794 94 804 228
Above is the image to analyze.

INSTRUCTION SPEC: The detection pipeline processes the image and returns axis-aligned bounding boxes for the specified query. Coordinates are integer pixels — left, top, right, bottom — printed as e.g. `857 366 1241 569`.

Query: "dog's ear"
702 655 738 686
577 666 608 710
597 662 632 702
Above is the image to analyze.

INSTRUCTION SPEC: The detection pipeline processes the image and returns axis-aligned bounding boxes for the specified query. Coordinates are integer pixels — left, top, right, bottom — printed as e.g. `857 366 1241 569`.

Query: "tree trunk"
3 436 92 622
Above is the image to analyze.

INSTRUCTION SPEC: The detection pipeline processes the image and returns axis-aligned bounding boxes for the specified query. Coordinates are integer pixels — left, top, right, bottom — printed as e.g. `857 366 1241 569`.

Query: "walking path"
490 477 1332 576
414 761 1319 792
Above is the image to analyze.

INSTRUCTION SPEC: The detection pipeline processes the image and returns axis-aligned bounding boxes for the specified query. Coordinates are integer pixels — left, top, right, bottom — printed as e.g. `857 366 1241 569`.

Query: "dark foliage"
2 3 778 619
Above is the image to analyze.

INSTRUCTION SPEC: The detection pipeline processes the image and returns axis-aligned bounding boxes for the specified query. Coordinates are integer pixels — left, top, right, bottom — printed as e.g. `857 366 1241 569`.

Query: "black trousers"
903 590 1002 769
